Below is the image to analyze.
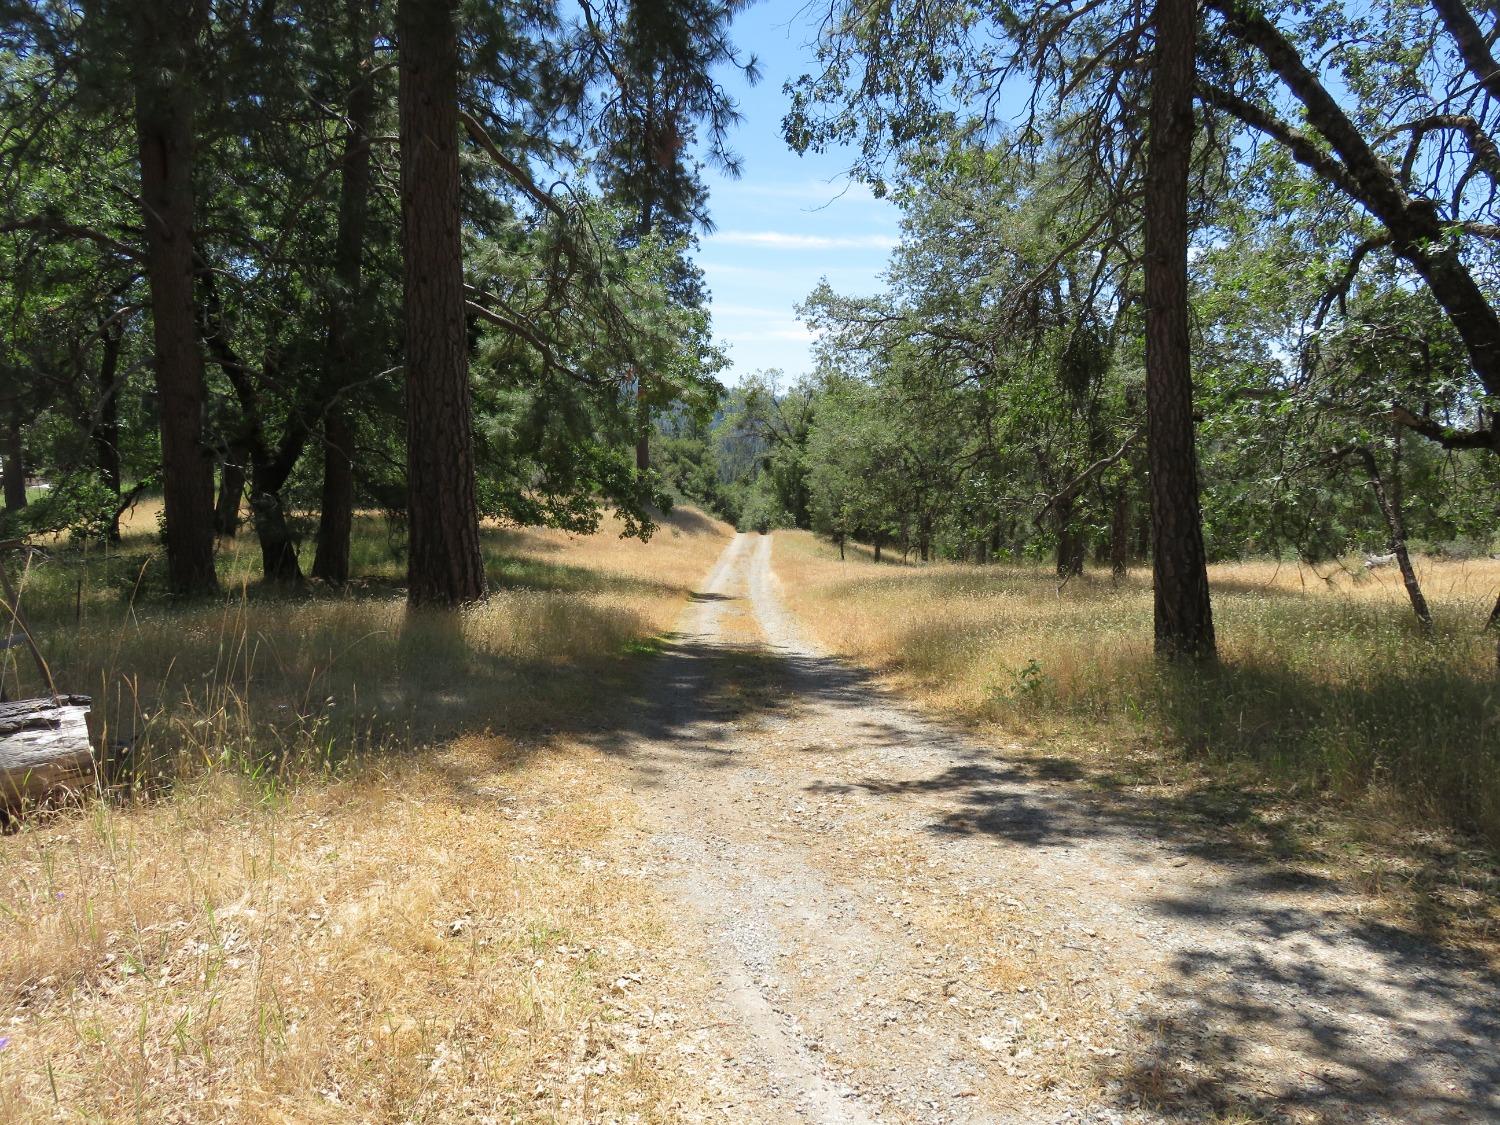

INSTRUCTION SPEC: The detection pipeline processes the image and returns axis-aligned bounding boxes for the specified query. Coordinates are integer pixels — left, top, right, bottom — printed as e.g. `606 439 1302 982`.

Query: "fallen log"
0 695 94 819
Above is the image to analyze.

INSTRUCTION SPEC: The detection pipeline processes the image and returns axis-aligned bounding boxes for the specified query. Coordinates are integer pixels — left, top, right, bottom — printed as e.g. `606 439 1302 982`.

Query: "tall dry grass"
0 504 734 1121
774 532 1500 849
4 503 730 787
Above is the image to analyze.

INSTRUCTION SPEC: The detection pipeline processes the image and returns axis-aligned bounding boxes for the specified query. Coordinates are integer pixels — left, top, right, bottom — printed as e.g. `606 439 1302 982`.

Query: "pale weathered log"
0 695 94 817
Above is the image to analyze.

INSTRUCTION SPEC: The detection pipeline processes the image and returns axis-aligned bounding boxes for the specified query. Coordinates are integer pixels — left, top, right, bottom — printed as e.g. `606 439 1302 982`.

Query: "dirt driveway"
600 533 1500 1123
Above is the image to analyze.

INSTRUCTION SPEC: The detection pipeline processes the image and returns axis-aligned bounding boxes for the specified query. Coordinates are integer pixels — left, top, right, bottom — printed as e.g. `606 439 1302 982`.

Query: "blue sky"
694 2 901 385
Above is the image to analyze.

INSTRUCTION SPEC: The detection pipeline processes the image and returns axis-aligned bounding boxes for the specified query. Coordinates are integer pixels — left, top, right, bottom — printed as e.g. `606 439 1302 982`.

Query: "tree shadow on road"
770 639 1500 1120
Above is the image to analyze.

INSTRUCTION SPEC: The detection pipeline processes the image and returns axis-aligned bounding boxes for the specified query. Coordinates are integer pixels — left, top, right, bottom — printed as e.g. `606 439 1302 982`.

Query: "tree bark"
93 323 124 539
1110 483 1131 583
1357 442 1432 631
1054 498 1086 578
314 0 377 586
635 376 650 473
1144 0 1216 660
133 1 218 595
398 0 486 606
313 408 356 582
1430 0 1500 107
2 408 25 512
215 459 245 537
249 462 304 584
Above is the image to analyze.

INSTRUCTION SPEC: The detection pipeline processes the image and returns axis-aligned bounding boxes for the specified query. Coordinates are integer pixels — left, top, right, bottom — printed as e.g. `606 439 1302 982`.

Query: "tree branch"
1033 427 1143 525
1387 404 1498 450
1431 0 1500 103
0 215 141 261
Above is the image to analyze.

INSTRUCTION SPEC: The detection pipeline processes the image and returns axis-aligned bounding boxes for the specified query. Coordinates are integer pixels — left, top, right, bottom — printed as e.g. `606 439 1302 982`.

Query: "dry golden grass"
773 530 1500 941
7 503 731 771
0 505 734 1121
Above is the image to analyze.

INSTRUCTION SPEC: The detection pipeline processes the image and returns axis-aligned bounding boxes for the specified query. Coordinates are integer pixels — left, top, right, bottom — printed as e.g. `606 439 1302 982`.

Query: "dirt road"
607 533 1500 1123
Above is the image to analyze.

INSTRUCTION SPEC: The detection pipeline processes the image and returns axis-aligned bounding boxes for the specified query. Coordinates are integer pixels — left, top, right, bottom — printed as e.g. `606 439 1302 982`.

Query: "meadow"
0 502 734 1121
4 508 1499 1119
774 532 1500 940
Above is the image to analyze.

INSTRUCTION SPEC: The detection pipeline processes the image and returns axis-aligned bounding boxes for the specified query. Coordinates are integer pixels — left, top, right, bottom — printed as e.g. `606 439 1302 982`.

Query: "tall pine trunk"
314 0 377 586
314 409 356 582
1143 0 1214 660
133 1 218 595
398 0 485 606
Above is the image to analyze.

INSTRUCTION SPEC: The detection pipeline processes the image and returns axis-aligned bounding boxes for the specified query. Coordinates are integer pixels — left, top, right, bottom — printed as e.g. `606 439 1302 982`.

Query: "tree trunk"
314 0 377 587
249 464 304 585
2 409 25 512
133 2 218 596
1143 0 1215 660
1110 484 1130 583
215 459 245 537
398 0 485 607
1357 442 1432 631
93 324 124 539
1054 498 1086 578
313 408 355 583
1486 592 1499 673
873 535 882 563
635 376 650 473
196 269 307 586
0 696 94 820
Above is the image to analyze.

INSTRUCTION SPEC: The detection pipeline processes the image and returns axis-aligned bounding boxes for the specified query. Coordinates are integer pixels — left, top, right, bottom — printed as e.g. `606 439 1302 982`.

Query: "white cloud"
708 230 898 251
725 179 883 207
711 302 789 319
722 322 816 344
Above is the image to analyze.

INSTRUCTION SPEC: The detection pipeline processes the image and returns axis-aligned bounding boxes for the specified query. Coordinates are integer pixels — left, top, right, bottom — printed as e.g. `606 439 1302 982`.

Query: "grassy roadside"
772 530 1500 951
8 502 731 769
0 505 736 1121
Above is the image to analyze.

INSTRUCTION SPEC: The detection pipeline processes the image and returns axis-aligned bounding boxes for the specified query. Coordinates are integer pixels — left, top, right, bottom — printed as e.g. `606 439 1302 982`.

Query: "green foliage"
0 473 118 541
0 0 740 580
732 473 794 534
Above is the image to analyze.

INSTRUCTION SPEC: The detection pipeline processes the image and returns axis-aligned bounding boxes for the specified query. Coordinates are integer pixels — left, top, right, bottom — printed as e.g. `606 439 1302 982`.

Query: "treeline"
0 0 749 604
659 0 1500 659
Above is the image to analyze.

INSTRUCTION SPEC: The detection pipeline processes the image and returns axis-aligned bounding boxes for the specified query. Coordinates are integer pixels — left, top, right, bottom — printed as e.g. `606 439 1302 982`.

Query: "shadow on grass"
1145 657 1500 845
11 530 1500 1121
592 575 1500 1122
794 692 1498 1117
655 505 724 537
